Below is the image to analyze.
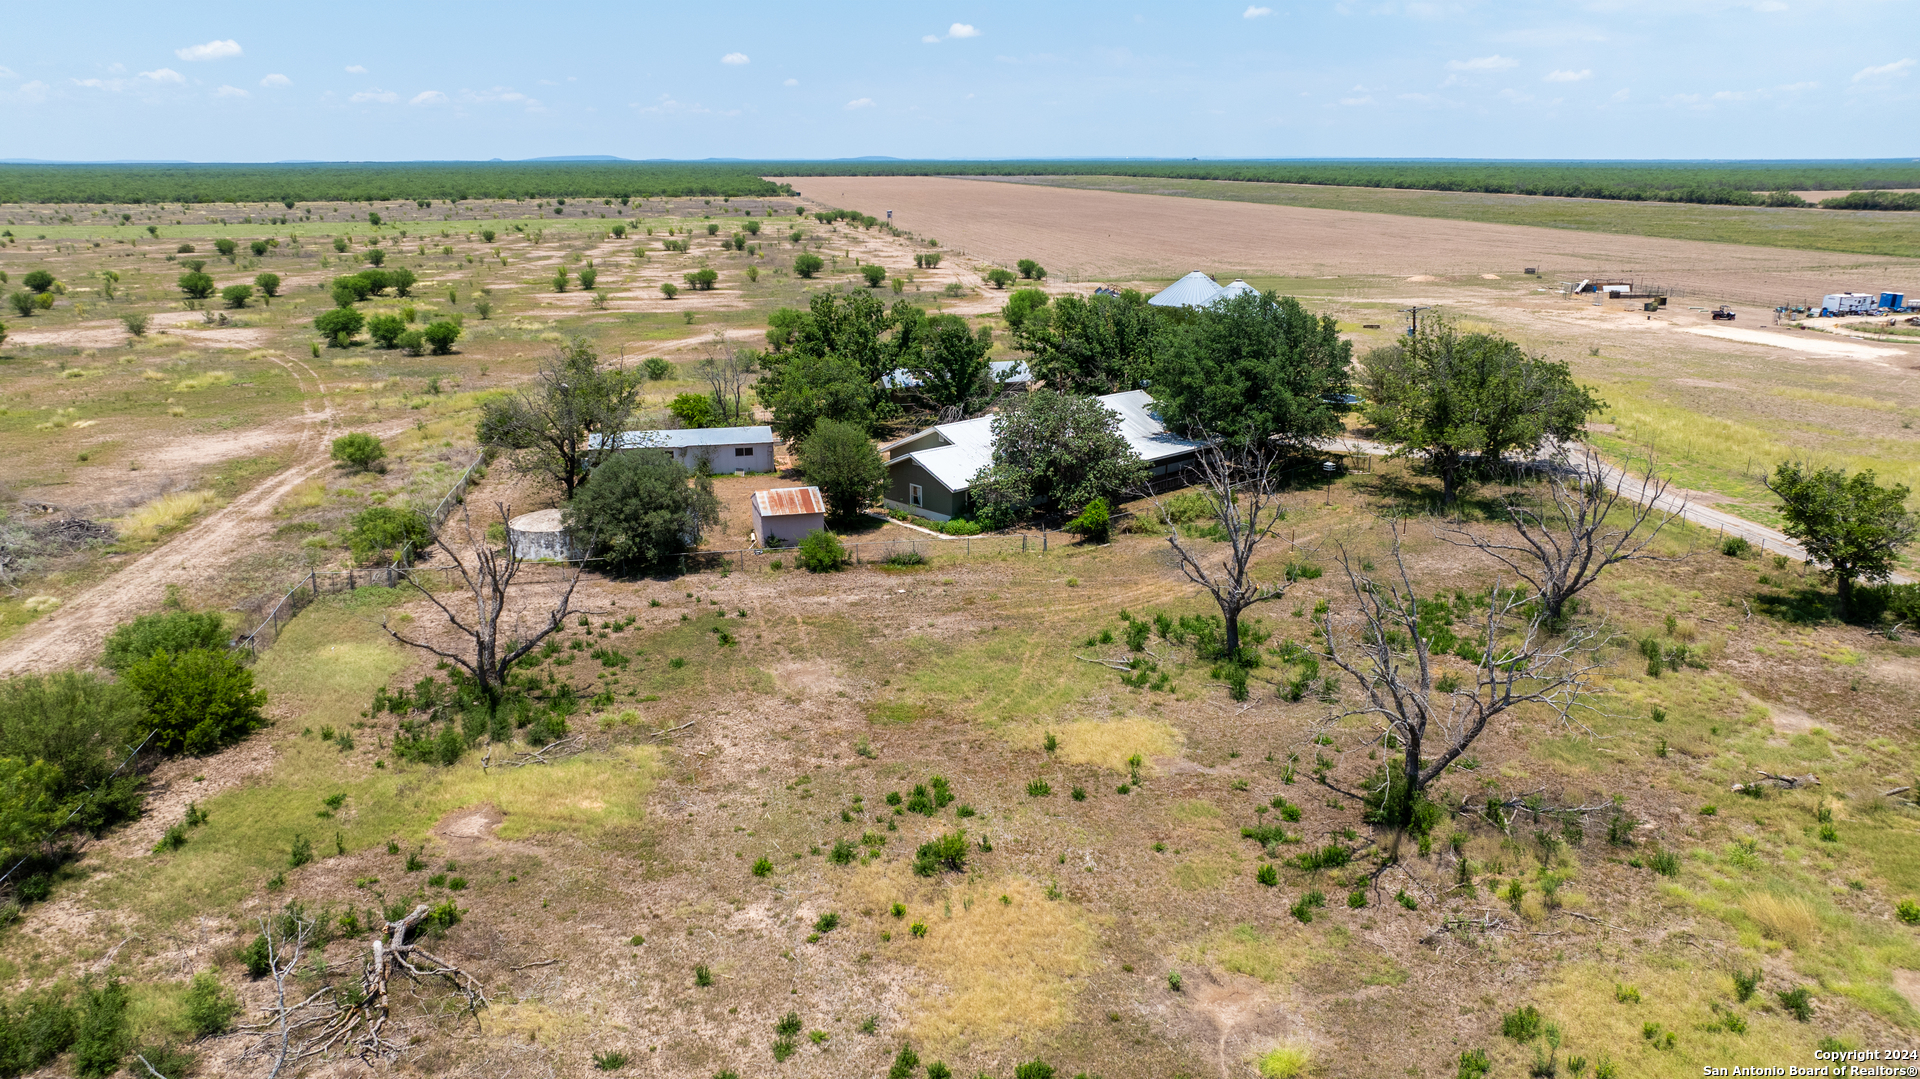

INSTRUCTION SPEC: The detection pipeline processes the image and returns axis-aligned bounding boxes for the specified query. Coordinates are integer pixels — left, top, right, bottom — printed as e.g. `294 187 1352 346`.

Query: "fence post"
1042 530 1048 553
310 572 318 598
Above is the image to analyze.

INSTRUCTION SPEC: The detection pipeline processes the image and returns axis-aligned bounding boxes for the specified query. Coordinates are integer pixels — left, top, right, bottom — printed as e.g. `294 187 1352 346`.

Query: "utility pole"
1403 305 1431 337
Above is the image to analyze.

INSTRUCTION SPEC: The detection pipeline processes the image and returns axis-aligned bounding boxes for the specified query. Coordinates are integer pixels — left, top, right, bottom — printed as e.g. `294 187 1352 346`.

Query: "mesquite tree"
477 337 643 500
1154 442 1291 662
1320 536 1604 826
381 504 588 712
1439 446 1680 626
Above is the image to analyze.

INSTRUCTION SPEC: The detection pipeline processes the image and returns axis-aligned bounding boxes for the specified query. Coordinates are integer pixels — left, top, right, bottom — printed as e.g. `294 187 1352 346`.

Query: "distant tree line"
762 159 1920 209
0 162 792 205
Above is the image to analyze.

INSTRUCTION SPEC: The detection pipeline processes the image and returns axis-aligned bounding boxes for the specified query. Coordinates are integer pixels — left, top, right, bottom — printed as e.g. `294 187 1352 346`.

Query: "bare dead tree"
240 903 487 1070
696 330 757 426
1149 441 1293 660
243 904 318 1079
382 503 589 711
1318 534 1607 825
1439 445 1681 626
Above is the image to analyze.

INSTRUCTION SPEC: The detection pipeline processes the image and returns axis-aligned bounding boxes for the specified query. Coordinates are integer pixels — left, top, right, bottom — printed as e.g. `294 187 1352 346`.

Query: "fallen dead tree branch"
505 736 583 767
239 902 486 1069
647 720 698 741
1733 770 1819 792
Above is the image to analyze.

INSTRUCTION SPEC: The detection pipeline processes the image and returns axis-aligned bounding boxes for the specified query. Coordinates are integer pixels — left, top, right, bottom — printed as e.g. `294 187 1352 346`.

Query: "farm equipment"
1711 306 1736 321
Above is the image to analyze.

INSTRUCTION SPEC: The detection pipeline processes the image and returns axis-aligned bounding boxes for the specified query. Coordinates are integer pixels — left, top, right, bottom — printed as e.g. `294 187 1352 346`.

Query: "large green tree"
478 338 643 499
563 449 720 572
1766 463 1918 614
906 314 997 418
1360 321 1602 503
755 292 903 434
798 419 887 523
1149 290 1350 449
1013 289 1160 395
969 389 1148 521
766 351 872 441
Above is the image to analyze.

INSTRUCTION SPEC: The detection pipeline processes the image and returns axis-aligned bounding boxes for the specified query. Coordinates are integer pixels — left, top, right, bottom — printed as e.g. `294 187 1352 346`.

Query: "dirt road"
0 353 343 675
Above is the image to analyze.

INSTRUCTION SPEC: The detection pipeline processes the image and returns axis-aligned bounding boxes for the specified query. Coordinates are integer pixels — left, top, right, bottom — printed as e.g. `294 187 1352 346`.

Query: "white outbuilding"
603 425 777 473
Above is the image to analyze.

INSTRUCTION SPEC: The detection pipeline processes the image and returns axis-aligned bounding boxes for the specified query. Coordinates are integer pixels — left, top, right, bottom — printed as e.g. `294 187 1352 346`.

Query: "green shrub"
828 839 856 865
330 432 386 471
1721 536 1752 557
1458 1049 1492 1079
1648 850 1680 877
423 319 461 354
798 530 846 572
1501 1005 1544 1042
694 965 714 987
1026 779 1052 797
1776 987 1814 1022
889 1044 921 1079
182 972 238 1037
592 1050 629 1070
123 648 267 756
1255 863 1278 887
101 610 227 671
345 505 431 564
644 356 672 380
0 986 79 1076
563 449 718 573
1897 899 1920 925
70 979 131 1078
1732 968 1762 1002
1290 845 1351 871
1015 1061 1055 1079
239 934 271 978
127 1044 194 1079
1065 497 1111 544
775 1010 801 1035
751 857 773 877
313 306 364 344
912 831 968 876
940 517 983 536
220 284 253 309
397 329 425 355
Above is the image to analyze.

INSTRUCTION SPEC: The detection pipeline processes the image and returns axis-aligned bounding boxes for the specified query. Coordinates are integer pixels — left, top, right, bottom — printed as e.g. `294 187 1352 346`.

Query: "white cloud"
350 88 398 103
19 80 48 102
75 78 122 90
784 77 799 86
1853 58 1914 82
140 67 185 83
260 73 290 88
1244 5 1273 16
922 34 941 43
175 39 241 62
1611 88 1630 102
1338 95 1372 106
721 52 750 65
1544 69 1591 82
466 86 532 104
1447 54 1518 71
0 66 15 80
409 90 448 106
1755 0 1787 10
345 64 368 74
214 84 247 97
845 97 875 109
948 23 980 38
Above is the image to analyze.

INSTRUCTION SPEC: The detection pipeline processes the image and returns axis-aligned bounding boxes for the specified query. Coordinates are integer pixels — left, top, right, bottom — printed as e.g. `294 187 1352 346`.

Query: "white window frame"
909 483 923 508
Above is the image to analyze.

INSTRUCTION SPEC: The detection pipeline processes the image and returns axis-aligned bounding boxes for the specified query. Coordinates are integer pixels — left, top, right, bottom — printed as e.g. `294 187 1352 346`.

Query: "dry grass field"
1 180 1918 1079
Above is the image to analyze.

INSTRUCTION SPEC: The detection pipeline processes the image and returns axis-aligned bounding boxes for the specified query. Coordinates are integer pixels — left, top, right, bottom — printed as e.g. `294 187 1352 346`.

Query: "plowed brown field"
770 175 1920 305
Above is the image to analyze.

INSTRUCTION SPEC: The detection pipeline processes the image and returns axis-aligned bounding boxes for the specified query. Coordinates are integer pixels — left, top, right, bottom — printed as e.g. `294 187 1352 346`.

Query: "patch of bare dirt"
5 323 130 349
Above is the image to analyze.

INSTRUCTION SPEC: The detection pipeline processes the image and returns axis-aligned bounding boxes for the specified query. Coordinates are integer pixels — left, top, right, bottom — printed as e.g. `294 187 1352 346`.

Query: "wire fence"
230 451 486 659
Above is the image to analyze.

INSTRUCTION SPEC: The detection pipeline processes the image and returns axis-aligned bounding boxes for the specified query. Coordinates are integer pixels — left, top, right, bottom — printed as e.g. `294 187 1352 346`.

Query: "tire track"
0 352 351 674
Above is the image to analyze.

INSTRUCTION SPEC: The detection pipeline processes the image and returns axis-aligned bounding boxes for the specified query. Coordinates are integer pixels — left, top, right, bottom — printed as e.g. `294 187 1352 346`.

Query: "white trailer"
1822 292 1877 316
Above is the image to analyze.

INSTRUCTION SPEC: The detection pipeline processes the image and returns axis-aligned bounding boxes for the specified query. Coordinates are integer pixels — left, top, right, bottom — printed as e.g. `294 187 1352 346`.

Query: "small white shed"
751 486 827 548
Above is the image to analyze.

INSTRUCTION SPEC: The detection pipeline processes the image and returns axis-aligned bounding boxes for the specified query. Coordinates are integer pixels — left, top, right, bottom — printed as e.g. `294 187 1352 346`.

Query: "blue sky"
2 1 1913 162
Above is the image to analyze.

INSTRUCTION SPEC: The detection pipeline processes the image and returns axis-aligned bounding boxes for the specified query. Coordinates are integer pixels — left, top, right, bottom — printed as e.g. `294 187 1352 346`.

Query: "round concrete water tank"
507 508 580 561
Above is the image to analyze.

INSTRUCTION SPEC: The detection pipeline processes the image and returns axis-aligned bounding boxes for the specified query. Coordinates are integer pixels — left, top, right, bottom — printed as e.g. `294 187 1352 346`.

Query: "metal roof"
1215 279 1257 301
595 425 776 450
882 359 1031 390
1148 271 1224 308
885 390 1206 493
753 486 826 517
